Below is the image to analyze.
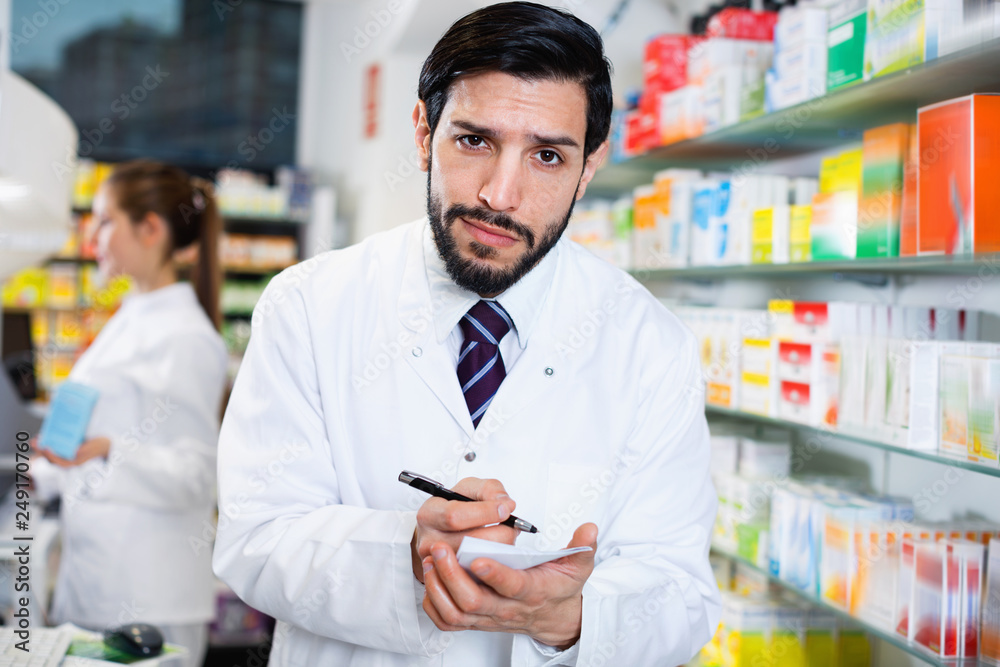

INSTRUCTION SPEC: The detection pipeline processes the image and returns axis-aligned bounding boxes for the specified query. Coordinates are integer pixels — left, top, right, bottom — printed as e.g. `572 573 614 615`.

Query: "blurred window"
10 0 302 170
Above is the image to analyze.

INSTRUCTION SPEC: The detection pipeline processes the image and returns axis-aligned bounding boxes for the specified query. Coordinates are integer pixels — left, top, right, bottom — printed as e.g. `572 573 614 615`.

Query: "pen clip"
398 470 443 488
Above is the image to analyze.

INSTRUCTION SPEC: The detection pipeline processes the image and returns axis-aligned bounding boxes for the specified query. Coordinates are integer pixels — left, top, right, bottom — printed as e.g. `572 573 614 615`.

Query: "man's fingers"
467 524 518 546
471 558 531 600
478 522 600 599
452 478 516 511
568 523 599 552
422 566 463 632
424 551 481 627
418 496 515 533
429 543 496 617
558 523 599 575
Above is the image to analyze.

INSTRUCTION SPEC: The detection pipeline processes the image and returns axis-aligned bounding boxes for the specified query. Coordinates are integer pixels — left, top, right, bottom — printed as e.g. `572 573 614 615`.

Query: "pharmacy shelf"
588 37 1000 195
709 544 967 667
705 406 1000 479
630 253 1000 280
72 207 304 226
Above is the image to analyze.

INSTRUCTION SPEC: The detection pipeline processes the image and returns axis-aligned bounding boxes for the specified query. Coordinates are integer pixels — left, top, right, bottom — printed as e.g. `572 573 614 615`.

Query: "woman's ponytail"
189 178 222 330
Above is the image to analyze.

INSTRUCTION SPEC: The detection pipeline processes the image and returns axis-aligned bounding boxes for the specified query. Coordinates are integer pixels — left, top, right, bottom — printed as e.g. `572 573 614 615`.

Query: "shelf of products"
709 544 970 667
590 37 1000 193
631 253 1000 280
706 406 1000 480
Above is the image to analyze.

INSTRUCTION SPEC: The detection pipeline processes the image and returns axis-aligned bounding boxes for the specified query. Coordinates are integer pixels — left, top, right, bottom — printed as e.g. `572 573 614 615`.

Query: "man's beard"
426 167 578 296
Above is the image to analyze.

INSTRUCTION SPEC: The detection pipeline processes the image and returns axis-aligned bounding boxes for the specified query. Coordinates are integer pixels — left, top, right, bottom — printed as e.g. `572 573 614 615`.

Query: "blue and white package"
38 381 100 460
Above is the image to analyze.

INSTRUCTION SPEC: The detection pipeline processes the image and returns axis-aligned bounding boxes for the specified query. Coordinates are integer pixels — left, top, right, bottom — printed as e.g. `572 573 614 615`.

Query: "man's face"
414 71 607 297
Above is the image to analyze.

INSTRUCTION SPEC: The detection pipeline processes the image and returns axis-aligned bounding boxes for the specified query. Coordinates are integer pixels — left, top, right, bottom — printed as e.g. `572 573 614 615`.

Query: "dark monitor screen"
1 311 38 401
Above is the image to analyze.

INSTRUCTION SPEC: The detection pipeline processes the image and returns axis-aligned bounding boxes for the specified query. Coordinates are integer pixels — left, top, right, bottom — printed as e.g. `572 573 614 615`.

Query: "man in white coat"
213 3 721 665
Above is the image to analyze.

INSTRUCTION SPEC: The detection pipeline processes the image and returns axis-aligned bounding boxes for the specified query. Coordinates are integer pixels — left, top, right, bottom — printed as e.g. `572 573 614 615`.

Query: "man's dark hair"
418 1 613 160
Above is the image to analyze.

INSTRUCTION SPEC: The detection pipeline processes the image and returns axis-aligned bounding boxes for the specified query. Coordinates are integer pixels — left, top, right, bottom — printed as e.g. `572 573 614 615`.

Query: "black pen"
398 470 539 533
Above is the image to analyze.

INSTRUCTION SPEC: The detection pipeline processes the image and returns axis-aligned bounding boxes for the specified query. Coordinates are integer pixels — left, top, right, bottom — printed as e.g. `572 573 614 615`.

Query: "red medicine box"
706 8 779 41
644 35 691 95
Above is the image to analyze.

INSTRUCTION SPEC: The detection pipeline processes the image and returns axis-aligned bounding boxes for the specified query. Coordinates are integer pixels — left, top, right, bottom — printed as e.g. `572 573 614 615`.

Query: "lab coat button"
412 347 423 357
544 367 554 376
464 451 476 462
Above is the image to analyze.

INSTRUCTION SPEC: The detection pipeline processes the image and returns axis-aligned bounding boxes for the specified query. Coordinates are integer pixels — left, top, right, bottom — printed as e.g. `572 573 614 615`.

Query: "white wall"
296 0 683 244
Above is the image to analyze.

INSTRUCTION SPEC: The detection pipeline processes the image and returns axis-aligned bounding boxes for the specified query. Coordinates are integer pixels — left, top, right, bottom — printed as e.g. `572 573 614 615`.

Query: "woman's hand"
39 437 111 467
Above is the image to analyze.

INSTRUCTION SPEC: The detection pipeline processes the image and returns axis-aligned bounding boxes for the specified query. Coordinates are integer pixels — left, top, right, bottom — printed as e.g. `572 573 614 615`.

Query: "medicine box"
688 38 774 86
984 540 1000 664
967 346 1000 467
751 206 790 264
707 8 779 41
789 204 812 262
741 338 779 417
630 184 660 269
644 34 690 96
899 124 919 255
863 0 963 80
659 85 704 145
858 123 909 258
827 0 867 90
939 342 970 459
917 94 1000 255
775 6 829 50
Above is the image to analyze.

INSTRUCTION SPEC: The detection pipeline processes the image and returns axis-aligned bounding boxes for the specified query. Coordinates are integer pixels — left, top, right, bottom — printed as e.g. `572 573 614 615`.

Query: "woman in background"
31 160 228 667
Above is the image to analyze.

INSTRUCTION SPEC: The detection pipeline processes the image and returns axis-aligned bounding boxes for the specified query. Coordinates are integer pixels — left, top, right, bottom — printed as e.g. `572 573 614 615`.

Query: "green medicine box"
827 0 867 91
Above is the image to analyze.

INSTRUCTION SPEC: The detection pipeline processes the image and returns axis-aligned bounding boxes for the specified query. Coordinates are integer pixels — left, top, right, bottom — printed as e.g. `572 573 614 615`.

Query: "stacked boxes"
898 537 990 658
705 591 871 667
710 427 792 564
677 300 993 464
766 6 830 111
938 343 1000 465
770 300 840 429
679 306 770 410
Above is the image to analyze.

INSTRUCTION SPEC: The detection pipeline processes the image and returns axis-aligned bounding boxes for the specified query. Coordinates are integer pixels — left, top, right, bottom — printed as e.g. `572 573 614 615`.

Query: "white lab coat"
31 282 227 628
213 219 720 667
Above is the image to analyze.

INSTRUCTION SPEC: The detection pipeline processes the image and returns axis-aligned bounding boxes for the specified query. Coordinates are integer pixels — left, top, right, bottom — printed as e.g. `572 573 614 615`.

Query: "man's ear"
575 140 610 201
413 100 432 172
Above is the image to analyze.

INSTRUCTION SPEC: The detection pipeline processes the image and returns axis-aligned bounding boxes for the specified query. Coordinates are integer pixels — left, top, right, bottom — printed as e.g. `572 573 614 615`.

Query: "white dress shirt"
31 282 228 627
213 218 720 666
427 221 558 372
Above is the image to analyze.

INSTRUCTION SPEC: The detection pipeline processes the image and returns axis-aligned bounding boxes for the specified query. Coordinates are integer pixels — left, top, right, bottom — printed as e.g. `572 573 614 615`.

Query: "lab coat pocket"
534 462 607 551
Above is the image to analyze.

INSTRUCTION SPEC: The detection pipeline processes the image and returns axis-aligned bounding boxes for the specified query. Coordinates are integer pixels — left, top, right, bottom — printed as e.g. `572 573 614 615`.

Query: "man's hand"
38 437 111 468
411 477 519 584
421 522 598 649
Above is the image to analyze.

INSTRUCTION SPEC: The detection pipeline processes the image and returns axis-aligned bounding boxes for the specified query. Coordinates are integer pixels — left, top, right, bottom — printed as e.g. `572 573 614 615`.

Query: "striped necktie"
457 300 512 428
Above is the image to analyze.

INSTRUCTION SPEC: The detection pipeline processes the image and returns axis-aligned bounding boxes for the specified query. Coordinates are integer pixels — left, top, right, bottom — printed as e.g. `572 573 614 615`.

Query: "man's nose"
478 152 522 212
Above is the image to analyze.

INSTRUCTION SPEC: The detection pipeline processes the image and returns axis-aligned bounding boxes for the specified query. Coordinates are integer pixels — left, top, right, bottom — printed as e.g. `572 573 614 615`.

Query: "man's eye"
536 150 561 165
461 136 486 148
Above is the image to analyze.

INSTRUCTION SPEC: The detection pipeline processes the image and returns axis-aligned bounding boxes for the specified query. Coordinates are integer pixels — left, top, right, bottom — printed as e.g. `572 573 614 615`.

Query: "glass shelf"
710 544 981 666
629 253 1000 280
705 406 1000 479
588 37 1000 195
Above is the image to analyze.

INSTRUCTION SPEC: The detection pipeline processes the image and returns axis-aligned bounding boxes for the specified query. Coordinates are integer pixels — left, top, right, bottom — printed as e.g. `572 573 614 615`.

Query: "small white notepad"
456 536 592 572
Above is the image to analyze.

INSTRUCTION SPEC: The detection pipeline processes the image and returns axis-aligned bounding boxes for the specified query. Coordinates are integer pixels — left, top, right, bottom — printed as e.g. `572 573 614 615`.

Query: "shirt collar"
119 281 197 316
422 218 558 349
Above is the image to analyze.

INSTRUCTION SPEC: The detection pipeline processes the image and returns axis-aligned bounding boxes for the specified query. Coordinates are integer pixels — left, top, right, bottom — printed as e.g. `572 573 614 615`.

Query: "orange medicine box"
917 94 1000 255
